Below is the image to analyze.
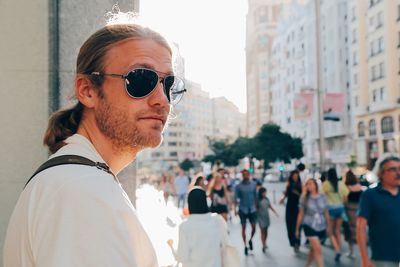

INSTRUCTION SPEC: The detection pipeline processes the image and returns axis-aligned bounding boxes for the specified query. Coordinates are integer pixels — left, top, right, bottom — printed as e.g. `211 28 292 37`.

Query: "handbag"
221 243 240 267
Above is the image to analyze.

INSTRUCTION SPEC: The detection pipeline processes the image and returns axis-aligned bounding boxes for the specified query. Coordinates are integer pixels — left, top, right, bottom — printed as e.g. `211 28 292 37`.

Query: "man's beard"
95 96 167 153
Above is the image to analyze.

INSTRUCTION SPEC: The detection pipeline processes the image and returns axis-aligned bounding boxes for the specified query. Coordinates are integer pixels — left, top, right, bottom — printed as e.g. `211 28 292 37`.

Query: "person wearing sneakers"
235 169 257 255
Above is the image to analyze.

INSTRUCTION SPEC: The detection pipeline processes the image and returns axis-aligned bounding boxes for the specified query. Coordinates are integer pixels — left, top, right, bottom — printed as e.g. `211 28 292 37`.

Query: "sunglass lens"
165 76 185 105
126 69 158 98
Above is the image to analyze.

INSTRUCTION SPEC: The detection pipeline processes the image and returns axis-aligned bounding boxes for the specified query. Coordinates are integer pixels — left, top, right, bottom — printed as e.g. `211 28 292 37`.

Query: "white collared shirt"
3 134 158 267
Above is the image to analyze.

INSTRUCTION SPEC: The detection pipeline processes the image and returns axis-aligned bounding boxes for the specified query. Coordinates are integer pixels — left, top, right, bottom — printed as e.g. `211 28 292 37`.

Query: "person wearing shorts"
235 169 257 255
322 168 348 262
296 178 338 267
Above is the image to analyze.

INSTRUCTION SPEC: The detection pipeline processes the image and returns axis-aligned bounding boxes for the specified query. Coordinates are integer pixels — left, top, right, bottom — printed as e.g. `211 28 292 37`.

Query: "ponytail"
43 103 83 153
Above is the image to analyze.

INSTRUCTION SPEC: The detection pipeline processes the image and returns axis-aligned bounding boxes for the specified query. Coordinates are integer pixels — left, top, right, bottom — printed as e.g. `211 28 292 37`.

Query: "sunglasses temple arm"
91 72 125 79
171 89 187 95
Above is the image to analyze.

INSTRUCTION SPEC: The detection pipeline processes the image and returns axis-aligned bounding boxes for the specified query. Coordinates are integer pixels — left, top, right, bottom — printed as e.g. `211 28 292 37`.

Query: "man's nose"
148 80 170 106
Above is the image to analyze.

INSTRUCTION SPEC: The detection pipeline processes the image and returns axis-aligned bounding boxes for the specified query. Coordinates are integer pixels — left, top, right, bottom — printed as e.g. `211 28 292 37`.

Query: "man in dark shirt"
235 169 257 255
357 156 400 267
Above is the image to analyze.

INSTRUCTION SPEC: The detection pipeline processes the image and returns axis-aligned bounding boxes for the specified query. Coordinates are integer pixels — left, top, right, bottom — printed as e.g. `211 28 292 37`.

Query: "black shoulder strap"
24 155 112 189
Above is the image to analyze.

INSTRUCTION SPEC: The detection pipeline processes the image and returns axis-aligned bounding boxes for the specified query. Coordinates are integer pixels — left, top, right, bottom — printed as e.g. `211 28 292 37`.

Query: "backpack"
24 155 113 189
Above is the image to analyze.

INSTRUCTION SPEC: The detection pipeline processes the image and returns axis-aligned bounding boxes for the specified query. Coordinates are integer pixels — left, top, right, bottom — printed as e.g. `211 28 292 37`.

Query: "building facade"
250 0 353 169
352 0 400 169
246 0 286 136
212 97 246 142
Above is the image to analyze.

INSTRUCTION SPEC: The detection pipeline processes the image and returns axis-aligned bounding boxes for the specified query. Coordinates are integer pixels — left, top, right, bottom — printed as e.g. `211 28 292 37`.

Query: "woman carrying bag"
168 187 240 267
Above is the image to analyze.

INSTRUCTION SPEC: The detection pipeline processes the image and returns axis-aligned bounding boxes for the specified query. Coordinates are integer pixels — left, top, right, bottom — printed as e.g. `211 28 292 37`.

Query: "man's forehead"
105 39 173 72
385 160 400 167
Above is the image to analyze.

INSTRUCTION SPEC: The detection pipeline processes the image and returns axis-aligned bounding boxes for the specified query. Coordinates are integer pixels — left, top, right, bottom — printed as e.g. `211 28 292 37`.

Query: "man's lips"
139 116 167 124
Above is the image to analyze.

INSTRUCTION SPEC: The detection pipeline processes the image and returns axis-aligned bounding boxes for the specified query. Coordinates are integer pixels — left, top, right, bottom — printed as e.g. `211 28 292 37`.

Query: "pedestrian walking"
297 162 308 184
343 170 363 258
235 169 258 255
321 168 347 261
3 12 186 267
175 170 190 208
209 172 229 221
257 187 279 253
160 174 176 204
357 156 400 267
280 170 302 253
168 187 239 267
296 178 331 267
189 175 206 190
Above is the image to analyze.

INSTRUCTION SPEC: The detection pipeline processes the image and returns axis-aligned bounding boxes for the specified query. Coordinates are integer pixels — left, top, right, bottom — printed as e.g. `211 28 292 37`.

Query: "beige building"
0 0 50 259
351 0 400 168
212 97 246 142
246 0 286 136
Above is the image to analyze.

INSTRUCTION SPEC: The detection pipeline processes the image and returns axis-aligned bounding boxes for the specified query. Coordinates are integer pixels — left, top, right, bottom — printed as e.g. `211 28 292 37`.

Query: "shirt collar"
51 134 106 164
376 182 400 196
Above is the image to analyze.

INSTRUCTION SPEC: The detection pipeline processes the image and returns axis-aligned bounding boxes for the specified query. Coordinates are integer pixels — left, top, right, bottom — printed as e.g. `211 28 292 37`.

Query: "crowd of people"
158 157 400 267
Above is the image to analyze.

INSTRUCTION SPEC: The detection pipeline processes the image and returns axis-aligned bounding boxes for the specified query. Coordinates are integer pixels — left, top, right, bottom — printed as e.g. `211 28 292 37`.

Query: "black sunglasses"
89 68 186 105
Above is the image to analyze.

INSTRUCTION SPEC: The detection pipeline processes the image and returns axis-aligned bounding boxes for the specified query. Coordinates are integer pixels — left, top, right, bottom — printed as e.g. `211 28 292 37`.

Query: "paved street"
227 182 361 267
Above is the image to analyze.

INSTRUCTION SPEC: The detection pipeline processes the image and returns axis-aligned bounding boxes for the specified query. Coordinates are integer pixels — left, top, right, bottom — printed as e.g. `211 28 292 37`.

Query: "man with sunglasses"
4 17 185 267
357 156 400 267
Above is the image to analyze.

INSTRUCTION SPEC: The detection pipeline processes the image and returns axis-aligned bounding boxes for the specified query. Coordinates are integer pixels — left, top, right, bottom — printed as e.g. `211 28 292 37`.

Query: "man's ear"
75 74 99 108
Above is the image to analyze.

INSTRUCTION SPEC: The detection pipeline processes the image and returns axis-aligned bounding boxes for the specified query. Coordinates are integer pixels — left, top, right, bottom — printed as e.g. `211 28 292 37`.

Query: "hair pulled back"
43 24 172 153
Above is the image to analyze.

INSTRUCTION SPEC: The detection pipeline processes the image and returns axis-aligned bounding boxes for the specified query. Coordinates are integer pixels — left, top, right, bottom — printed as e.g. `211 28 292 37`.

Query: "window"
353 73 358 85
381 116 394 134
370 40 376 57
355 96 359 107
376 12 383 28
378 37 384 53
372 89 377 102
352 29 357 43
379 62 385 78
379 87 385 101
351 7 356 21
358 121 366 137
369 119 377 136
369 16 375 31
398 32 400 47
399 115 400 131
371 65 377 81
398 5 400 21
169 151 178 157
353 51 358 65
168 142 177 146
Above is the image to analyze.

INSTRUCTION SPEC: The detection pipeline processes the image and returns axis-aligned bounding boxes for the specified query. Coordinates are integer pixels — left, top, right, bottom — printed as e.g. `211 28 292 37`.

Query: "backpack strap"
24 155 113 189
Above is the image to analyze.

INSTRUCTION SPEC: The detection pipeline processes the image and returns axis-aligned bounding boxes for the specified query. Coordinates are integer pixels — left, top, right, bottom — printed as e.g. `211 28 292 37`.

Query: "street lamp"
315 0 325 171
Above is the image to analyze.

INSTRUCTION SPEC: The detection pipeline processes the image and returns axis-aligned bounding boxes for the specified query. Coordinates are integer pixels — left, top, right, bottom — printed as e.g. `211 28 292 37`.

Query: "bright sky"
140 0 248 113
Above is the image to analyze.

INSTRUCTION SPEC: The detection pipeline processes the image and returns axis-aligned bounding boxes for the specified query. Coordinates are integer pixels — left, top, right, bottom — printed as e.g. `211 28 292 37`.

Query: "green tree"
253 123 304 168
202 140 237 167
179 158 194 171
